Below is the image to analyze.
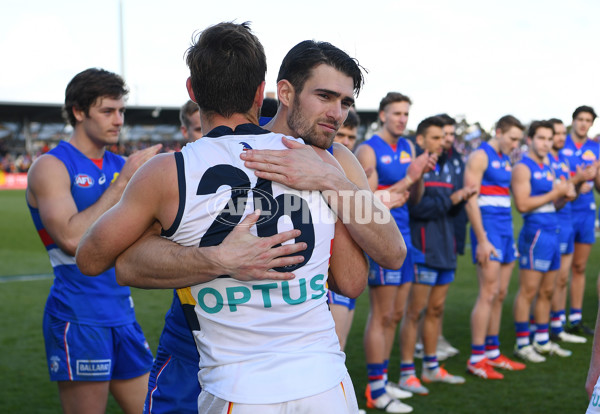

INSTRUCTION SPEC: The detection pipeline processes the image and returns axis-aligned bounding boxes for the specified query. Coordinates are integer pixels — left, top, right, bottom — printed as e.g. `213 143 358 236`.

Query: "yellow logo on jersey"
399 151 411 164
111 172 120 184
582 150 597 161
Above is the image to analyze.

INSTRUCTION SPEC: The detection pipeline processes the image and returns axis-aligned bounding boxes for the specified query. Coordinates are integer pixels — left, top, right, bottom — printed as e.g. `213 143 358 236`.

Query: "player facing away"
560 106 600 336
26 68 160 414
547 118 590 344
464 115 526 379
75 23 407 414
511 120 575 363
397 116 475 395
356 92 437 412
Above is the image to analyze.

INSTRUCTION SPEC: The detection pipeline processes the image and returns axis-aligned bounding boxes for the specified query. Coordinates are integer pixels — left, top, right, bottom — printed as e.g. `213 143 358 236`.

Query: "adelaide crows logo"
240 142 253 151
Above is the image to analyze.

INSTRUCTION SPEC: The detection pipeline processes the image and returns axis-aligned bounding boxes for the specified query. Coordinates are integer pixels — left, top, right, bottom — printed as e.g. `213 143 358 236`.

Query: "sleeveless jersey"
477 141 512 220
519 156 557 231
164 123 343 404
561 134 599 212
27 141 135 326
548 151 572 223
361 134 412 236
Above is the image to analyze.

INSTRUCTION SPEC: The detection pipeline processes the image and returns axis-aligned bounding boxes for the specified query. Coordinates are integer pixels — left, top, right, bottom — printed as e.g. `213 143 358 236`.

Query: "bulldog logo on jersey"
582 150 597 161
399 151 411 164
74 174 94 188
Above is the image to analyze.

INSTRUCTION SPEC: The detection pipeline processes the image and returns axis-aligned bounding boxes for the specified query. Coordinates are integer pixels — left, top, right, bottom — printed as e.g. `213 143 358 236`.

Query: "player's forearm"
465 199 487 243
115 235 222 289
324 181 405 270
514 190 561 213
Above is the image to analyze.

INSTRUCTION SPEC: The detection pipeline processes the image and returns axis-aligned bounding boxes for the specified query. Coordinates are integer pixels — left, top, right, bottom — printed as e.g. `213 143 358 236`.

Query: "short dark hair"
186 22 266 118
261 97 278 118
277 40 364 97
378 92 412 113
572 105 597 121
63 68 128 127
548 118 564 128
496 115 525 133
416 116 445 137
343 110 360 129
179 100 199 129
528 120 555 138
436 113 456 126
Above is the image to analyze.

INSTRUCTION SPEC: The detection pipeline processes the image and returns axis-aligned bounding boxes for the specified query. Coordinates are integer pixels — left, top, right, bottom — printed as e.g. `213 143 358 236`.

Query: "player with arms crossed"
26 68 160 414
511 120 575 363
464 115 526 379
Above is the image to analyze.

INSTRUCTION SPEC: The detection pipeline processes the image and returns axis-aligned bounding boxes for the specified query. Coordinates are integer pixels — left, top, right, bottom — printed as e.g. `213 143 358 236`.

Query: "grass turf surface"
0 189 597 412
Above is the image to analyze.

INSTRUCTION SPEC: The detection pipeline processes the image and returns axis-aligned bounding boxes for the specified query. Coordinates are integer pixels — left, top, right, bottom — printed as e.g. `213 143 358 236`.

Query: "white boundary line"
0 274 53 283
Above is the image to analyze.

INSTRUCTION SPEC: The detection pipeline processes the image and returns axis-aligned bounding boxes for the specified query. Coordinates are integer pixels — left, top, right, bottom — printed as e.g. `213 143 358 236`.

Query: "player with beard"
547 118 591 344
560 106 599 336
78 33 407 413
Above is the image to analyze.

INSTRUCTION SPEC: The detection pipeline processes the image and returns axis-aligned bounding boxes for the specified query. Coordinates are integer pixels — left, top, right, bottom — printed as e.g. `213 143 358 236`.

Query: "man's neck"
379 128 400 145
527 151 545 165
266 111 298 138
201 111 259 134
488 138 502 154
69 128 106 159
572 132 588 144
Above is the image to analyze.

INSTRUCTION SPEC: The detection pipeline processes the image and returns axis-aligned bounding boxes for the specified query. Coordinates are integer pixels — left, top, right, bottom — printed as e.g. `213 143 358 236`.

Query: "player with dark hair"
334 110 360 151
511 120 574 362
179 100 203 142
560 106 599 336
547 118 590 344
397 116 476 394
78 24 406 413
464 115 526 379
27 68 160 413
356 92 436 409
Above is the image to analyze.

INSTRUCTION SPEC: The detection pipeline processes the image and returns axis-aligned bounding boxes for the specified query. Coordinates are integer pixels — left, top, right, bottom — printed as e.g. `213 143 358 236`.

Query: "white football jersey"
165 124 345 404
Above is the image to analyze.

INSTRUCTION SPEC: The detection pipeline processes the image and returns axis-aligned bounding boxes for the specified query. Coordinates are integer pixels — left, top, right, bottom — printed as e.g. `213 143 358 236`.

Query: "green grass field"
1 189 598 413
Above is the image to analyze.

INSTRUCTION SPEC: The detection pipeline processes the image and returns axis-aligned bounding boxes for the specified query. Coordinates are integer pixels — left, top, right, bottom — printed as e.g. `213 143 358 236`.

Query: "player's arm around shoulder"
354 143 378 193
332 142 405 270
76 153 178 275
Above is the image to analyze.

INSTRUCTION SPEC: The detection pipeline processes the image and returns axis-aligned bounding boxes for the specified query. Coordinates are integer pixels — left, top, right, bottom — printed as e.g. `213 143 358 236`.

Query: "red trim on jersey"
479 185 510 195
377 184 391 190
38 228 55 247
575 141 584 150
421 227 426 254
390 143 397 152
90 158 103 169
424 182 453 188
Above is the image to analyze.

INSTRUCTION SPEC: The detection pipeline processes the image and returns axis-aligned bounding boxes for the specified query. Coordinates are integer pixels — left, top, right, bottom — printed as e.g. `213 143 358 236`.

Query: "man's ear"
186 77 197 102
72 106 85 123
254 81 265 108
416 134 424 148
378 110 386 125
277 79 294 108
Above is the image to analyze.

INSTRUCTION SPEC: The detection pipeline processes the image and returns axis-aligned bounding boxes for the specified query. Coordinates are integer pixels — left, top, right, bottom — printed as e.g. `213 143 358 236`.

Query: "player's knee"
426 303 444 319
573 261 587 275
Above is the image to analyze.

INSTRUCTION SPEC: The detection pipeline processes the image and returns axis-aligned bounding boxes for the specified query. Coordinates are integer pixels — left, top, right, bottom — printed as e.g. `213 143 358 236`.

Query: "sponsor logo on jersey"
74 174 94 188
505 163 512 171
111 172 119 184
195 275 326 313
546 172 554 181
98 174 106 185
76 359 111 376
381 155 392 164
491 160 501 169
240 141 253 151
582 149 597 161
399 151 411 164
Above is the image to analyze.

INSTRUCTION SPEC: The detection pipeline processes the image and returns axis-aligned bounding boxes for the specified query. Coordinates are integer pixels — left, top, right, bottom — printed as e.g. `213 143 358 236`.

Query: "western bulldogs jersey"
27 141 135 326
361 135 412 236
561 134 599 211
519 156 557 230
163 124 343 404
477 141 512 220
549 152 572 223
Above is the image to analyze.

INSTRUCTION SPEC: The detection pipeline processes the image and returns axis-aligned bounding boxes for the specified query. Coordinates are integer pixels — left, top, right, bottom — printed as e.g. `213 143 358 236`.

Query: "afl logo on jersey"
491 160 501 169
533 171 542 179
75 174 94 188
562 148 573 156
381 155 392 164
